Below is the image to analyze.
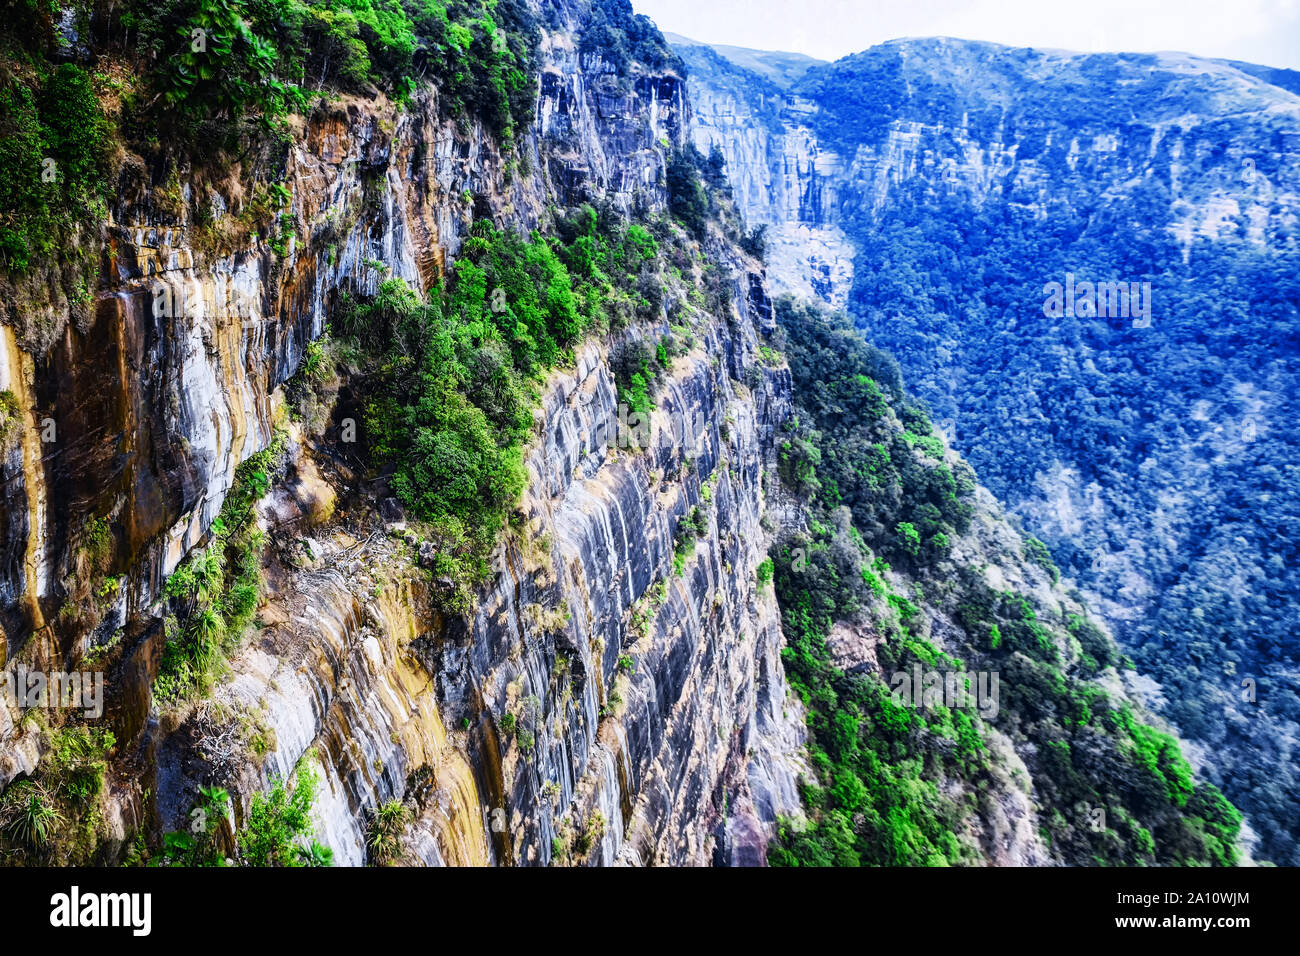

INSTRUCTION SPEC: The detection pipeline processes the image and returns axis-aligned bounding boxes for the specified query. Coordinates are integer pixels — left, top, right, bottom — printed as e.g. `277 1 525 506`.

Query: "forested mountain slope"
678 34 1300 863
767 296 1240 866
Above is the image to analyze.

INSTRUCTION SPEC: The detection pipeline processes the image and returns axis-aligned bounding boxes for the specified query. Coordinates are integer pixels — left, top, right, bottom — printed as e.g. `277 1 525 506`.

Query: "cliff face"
5 7 1259 871
0 89 489 793
672 38 853 308
0 1 804 866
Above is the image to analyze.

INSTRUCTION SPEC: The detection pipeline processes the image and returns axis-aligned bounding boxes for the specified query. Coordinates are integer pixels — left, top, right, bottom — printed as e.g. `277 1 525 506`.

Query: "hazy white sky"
635 0 1300 70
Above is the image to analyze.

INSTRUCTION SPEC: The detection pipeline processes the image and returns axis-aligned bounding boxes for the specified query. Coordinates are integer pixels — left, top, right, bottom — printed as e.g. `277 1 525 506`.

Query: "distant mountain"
677 34 1300 864
1213 59 1300 98
665 32 824 89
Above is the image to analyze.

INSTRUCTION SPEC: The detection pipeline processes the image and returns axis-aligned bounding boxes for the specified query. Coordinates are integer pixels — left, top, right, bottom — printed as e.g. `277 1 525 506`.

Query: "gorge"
0 0 1268 869
676 31 1300 864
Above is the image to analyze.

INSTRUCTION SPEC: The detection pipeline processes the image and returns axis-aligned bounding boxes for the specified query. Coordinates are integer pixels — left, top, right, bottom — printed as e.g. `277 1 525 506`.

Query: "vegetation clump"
156 431 286 703
0 725 117 865
336 208 664 607
579 0 683 78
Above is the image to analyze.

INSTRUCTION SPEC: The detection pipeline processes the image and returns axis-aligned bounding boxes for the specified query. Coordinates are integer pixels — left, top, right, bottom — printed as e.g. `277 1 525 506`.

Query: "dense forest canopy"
787 40 1300 864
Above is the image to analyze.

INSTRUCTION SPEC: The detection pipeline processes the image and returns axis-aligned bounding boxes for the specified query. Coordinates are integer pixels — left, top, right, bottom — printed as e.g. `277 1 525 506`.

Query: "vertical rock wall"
1 2 805 866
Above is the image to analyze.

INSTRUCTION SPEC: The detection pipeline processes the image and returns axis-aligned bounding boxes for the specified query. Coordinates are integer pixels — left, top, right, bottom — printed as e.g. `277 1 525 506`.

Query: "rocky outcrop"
1 1 804 866
150 278 806 867
673 38 855 308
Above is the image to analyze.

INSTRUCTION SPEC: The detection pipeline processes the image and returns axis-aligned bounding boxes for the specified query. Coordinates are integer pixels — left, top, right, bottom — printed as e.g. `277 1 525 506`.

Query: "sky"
634 0 1300 71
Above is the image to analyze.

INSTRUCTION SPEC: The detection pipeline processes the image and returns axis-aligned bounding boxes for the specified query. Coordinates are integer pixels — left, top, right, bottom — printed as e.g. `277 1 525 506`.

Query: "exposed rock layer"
0 3 804 866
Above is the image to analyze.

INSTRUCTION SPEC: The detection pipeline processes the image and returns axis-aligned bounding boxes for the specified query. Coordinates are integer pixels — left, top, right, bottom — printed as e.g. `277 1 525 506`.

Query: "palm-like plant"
189 606 224 672
194 548 225 605
295 839 334 867
2 782 61 851
366 800 409 866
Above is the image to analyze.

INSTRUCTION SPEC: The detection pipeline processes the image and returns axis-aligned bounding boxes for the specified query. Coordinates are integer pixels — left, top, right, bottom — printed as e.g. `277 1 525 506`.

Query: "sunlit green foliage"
156 786 232 866
238 758 329 866
0 725 116 865
157 433 285 702
120 0 539 146
336 209 665 607
768 296 1241 867
0 62 108 272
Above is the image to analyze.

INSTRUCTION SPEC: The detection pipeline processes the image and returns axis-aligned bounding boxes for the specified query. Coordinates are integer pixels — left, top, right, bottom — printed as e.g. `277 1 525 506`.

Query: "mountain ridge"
676 29 1297 863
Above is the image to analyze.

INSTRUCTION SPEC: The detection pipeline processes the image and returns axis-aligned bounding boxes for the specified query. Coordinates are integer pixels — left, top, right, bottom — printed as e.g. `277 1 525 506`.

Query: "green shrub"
157 786 232 866
238 759 325 866
667 146 709 239
0 725 116 864
579 0 682 77
366 799 409 865
156 433 284 703
895 522 921 557
1023 536 1060 583
338 213 665 607
406 0 540 146
0 781 60 852
0 62 109 273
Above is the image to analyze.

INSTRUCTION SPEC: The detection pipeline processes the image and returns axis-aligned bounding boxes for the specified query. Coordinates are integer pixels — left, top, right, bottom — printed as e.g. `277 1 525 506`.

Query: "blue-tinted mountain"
678 34 1300 864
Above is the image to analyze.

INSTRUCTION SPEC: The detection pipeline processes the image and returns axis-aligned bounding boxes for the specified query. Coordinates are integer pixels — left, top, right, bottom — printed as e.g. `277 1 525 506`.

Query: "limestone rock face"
672 38 855 308
0 2 805 866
